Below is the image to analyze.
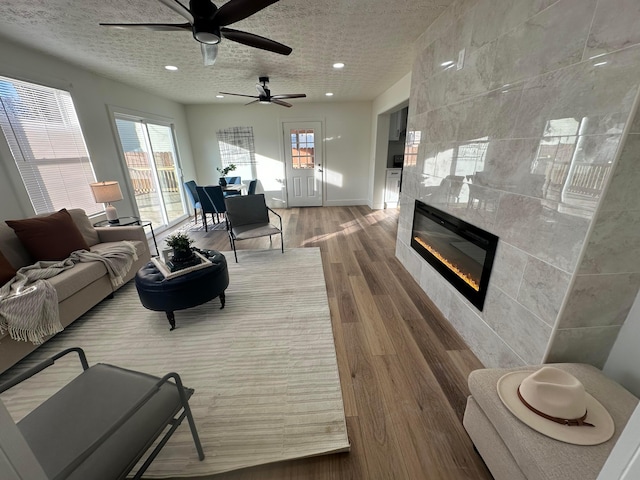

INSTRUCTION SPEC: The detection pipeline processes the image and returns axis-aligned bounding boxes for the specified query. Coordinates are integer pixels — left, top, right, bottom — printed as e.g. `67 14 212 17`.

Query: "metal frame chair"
224 193 283 262
0 347 204 480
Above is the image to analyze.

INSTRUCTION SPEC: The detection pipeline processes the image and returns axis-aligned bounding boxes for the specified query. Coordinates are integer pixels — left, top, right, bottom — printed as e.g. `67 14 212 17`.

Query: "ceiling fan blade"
158 0 194 23
201 43 218 66
100 22 191 32
221 28 292 55
245 99 260 106
213 0 279 27
271 99 292 108
219 92 260 99
272 94 306 99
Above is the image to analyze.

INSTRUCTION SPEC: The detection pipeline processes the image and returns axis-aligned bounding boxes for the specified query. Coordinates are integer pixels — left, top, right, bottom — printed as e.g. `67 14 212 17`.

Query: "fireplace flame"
413 237 480 291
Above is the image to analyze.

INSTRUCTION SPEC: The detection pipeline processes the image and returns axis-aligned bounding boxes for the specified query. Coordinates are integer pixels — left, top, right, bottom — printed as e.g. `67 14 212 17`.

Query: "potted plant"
216 164 237 186
164 232 194 262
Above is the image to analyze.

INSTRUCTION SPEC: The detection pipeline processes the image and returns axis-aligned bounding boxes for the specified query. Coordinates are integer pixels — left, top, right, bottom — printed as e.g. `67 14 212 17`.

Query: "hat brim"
497 371 614 445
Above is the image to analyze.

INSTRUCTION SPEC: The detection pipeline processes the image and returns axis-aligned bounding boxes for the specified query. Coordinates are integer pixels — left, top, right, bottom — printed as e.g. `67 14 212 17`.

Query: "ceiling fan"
100 0 292 66
220 76 306 107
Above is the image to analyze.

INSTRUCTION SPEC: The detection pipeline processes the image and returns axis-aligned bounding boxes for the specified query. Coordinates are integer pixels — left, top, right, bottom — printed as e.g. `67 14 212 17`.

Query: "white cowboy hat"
497 366 614 445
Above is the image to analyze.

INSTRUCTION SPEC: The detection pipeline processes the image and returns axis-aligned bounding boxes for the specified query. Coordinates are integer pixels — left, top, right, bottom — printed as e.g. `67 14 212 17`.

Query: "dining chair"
223 176 242 198
195 185 221 231
184 180 201 223
224 193 283 262
247 179 257 195
204 185 228 229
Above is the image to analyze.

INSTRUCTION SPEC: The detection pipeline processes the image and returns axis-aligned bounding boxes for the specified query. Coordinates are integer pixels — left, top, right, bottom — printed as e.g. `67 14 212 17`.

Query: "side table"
93 216 159 256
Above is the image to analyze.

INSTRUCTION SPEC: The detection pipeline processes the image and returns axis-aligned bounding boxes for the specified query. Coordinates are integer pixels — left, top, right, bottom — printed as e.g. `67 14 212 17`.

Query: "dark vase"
219 177 227 187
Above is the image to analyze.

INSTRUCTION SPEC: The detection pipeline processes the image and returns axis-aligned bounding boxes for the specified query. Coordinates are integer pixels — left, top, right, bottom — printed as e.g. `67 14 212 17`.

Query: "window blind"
0 76 99 215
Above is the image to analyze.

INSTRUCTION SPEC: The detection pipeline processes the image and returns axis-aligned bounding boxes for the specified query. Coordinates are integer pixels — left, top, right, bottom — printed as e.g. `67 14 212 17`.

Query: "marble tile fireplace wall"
396 0 640 368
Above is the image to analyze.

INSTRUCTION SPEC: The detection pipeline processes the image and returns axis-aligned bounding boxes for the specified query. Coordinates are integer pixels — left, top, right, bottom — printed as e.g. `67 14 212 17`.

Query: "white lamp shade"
90 181 123 204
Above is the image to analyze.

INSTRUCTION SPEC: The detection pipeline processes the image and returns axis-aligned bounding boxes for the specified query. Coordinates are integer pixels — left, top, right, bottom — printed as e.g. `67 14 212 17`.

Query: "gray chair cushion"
232 223 281 240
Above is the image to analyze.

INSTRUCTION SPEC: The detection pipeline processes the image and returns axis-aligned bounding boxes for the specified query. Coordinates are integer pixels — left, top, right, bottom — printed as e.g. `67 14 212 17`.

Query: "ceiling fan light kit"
100 0 291 65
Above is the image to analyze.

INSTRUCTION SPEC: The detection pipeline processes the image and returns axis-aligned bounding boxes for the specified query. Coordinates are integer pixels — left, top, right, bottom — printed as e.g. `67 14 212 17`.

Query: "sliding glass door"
114 116 186 227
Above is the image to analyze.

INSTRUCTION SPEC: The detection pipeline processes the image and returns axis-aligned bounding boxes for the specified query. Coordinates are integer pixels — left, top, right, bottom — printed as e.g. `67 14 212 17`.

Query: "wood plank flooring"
163 206 492 480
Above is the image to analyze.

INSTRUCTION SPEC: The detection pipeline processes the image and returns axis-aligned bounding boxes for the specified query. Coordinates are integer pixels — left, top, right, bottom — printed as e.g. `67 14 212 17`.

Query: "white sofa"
0 209 151 374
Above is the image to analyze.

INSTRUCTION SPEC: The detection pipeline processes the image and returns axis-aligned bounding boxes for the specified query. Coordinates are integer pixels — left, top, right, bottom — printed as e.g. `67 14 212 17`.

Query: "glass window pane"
0 76 98 214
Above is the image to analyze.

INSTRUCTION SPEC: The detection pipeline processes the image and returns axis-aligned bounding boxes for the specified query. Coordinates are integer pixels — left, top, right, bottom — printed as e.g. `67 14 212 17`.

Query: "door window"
290 129 315 169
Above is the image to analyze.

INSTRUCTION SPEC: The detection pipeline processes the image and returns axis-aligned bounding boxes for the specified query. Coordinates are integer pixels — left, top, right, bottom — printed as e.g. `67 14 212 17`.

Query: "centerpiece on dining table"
216 163 237 187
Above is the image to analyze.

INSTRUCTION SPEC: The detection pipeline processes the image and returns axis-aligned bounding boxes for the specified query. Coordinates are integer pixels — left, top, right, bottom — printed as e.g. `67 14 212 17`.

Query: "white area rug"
0 248 349 477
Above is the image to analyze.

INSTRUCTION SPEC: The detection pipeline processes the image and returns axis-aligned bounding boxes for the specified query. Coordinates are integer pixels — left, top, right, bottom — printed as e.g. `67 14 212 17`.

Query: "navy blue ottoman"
135 250 229 330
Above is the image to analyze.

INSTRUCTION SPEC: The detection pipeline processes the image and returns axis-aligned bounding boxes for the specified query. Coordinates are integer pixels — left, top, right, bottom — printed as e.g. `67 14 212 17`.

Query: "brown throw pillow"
0 250 17 286
6 209 90 261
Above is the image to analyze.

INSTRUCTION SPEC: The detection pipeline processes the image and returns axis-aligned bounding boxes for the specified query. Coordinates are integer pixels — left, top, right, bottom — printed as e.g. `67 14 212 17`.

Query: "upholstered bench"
135 250 229 330
463 363 638 480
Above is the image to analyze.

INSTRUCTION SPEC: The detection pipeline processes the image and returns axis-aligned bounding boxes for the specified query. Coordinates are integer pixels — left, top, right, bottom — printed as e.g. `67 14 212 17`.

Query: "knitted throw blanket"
0 241 138 345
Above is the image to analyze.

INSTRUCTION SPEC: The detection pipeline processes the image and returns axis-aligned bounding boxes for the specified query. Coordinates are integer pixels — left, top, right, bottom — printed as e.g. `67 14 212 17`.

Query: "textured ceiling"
0 0 452 105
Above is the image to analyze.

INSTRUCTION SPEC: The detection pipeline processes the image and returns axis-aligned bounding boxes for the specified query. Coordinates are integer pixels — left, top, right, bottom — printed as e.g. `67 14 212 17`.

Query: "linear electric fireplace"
411 200 498 310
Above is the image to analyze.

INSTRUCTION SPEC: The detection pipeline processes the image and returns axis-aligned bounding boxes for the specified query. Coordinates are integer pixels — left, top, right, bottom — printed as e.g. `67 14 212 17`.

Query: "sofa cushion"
66 209 101 247
0 250 17 286
6 209 90 261
48 261 108 303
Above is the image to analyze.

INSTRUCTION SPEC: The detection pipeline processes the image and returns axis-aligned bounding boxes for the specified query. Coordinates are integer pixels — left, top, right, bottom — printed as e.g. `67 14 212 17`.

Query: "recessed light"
441 60 454 67
216 95 224 98
333 62 345 69
593 61 608 67
325 92 334 97
164 65 178 71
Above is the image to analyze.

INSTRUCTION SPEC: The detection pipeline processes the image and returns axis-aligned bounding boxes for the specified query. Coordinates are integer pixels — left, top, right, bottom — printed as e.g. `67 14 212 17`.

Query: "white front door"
283 121 323 207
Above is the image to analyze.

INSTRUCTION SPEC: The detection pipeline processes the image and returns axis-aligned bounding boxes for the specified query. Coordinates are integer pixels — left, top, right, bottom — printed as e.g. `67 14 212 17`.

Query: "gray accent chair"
224 193 283 262
0 347 204 479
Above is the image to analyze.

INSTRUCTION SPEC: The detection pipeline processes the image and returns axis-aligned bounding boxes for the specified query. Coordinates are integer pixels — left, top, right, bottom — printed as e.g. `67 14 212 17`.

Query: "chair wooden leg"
193 208 198 224
203 215 208 232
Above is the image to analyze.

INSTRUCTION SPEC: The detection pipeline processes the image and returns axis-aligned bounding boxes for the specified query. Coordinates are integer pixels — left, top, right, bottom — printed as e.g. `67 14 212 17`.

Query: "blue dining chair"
195 186 221 231
223 177 242 198
248 179 257 195
184 180 201 223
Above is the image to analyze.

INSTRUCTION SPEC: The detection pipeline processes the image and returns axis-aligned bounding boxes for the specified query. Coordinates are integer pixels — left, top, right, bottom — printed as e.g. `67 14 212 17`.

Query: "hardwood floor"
166 206 492 480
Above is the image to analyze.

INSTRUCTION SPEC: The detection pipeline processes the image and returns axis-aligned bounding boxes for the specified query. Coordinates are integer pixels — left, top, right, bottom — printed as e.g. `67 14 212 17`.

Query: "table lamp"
90 181 123 224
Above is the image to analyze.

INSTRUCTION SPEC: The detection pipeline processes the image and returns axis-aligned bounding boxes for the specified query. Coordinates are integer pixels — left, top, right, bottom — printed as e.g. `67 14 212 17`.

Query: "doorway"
114 116 186 228
283 121 323 207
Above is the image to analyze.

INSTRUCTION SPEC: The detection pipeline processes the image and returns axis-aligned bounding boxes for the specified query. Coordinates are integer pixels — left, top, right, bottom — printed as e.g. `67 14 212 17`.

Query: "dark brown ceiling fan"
220 76 306 107
100 0 292 66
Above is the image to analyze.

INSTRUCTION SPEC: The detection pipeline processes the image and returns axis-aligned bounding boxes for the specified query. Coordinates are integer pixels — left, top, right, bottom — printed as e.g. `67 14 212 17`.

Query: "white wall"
0 39 196 221
369 73 411 209
185 101 372 208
